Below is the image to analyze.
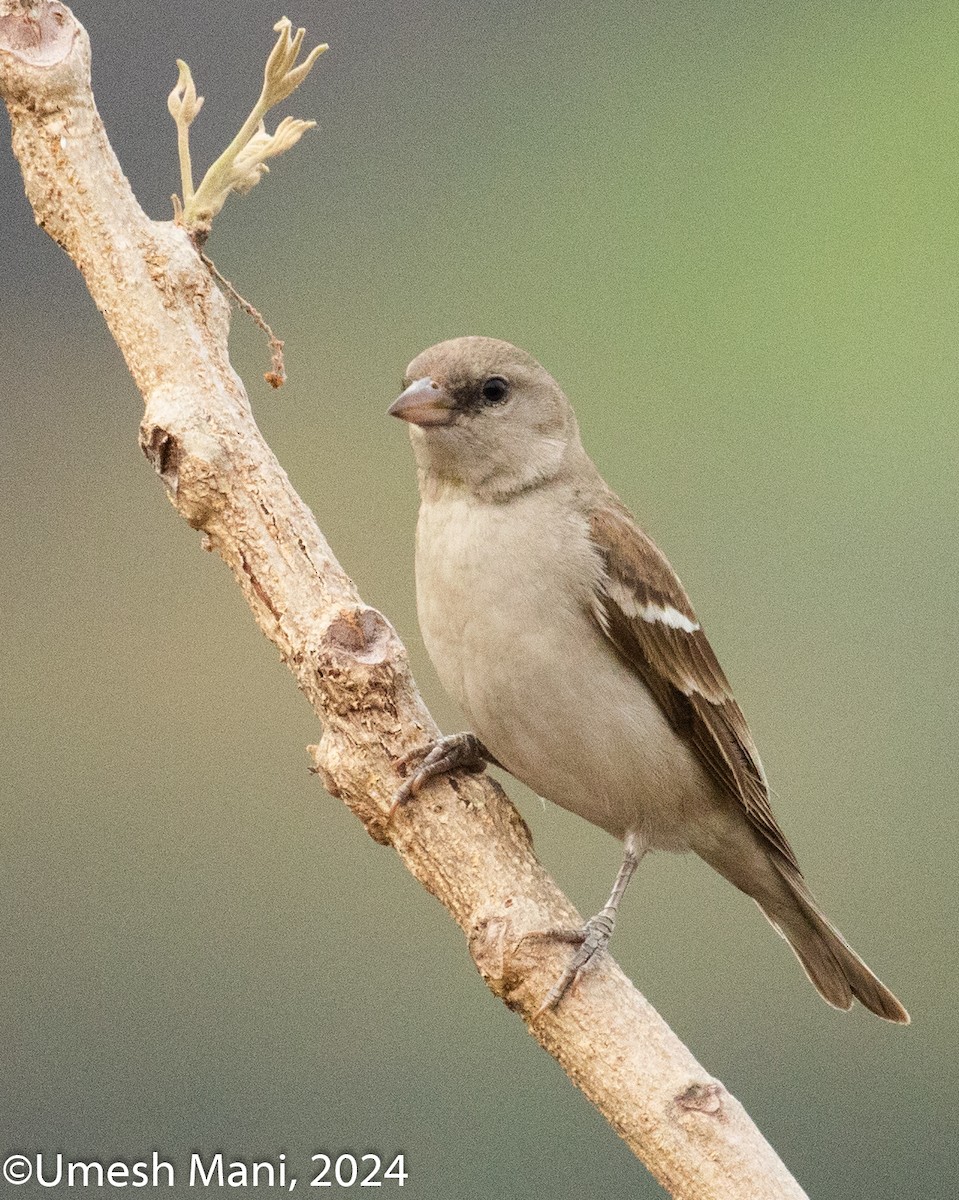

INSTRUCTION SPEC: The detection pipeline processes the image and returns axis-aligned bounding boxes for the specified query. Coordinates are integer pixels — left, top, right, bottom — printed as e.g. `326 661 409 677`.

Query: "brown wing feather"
589 500 801 872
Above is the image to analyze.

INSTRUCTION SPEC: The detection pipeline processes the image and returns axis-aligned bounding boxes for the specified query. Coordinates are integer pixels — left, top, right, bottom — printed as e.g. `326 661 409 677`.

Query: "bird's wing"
588 498 800 871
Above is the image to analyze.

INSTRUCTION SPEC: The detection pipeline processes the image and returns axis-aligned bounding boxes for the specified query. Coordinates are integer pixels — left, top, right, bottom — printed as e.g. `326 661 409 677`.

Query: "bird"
387 335 908 1024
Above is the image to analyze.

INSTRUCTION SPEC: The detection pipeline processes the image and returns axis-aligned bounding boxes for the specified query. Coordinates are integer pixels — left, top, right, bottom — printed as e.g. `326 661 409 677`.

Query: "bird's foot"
389 732 491 820
531 908 617 1019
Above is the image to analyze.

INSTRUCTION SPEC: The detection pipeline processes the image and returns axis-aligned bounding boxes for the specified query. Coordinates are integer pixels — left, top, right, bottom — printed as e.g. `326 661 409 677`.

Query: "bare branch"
0 5 808 1198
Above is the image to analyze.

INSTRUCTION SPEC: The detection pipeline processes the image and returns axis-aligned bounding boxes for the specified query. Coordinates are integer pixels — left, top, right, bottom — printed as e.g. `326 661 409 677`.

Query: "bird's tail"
761 864 910 1024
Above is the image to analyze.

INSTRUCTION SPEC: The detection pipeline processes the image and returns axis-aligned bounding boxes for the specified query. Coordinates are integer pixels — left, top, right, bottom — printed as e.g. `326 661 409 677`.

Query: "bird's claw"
394 742 434 774
532 909 616 1020
388 732 490 822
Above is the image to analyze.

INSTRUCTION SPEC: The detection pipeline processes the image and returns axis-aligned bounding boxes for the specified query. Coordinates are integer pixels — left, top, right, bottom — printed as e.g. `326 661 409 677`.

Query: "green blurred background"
2 1 956 1196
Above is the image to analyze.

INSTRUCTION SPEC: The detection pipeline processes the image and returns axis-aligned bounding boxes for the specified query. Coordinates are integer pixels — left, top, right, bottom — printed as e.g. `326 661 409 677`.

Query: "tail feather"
764 866 910 1025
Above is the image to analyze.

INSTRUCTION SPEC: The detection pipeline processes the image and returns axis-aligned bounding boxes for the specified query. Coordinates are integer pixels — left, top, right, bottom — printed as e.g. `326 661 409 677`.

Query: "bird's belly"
464 616 710 845
415 496 712 845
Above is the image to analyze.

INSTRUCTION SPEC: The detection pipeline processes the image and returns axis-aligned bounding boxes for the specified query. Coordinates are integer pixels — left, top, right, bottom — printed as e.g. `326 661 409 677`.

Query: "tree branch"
0 5 808 1197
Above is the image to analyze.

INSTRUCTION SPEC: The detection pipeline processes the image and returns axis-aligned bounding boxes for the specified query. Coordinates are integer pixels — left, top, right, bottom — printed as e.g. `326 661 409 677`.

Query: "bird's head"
389 336 582 498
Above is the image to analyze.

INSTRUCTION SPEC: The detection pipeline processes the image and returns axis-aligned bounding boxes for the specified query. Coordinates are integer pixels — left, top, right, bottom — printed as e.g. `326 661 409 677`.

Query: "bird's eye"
480 375 509 405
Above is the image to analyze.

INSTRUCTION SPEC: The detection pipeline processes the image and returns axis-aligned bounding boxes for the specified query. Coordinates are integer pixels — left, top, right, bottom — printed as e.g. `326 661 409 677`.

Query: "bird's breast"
413 485 710 842
415 486 596 712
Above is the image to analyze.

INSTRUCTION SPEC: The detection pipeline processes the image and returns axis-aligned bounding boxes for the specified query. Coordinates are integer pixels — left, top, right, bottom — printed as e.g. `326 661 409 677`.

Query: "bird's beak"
388 377 457 427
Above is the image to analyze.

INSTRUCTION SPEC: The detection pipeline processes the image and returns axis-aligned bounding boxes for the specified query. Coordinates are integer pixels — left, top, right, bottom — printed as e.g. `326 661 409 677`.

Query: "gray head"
388 336 583 499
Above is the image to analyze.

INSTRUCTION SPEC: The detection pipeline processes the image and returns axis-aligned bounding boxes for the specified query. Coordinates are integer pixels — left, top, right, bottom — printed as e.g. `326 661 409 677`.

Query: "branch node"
140 424 181 494
469 905 558 1008
676 1081 727 1119
138 407 228 529
322 606 392 665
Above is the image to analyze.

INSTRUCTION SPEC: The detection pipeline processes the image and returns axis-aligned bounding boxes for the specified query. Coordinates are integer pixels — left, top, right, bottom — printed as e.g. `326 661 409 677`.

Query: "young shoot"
168 16 327 237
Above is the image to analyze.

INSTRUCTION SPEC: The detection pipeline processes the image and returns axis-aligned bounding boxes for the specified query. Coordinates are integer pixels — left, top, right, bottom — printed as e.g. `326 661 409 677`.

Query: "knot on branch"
0 3 75 70
141 424 181 490
324 606 391 664
313 605 406 721
306 607 427 844
469 902 562 1010
470 911 526 1002
139 407 228 529
675 1080 727 1120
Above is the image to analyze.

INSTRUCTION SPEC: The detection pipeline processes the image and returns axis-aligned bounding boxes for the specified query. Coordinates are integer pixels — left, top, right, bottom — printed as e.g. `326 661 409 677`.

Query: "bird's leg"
390 732 495 816
535 833 645 1017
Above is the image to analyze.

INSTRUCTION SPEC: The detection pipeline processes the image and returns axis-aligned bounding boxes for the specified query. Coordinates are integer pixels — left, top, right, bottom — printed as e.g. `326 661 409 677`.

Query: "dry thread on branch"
200 250 286 387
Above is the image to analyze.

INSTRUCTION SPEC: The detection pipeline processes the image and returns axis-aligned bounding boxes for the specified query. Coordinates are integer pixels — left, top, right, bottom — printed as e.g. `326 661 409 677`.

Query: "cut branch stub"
0 2 75 73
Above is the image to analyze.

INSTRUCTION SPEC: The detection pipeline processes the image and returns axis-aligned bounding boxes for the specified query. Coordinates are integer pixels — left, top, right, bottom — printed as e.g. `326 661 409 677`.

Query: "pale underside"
416 479 736 853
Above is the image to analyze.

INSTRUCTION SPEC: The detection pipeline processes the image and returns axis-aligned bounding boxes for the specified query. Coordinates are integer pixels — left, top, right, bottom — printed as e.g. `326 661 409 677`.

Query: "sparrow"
388 335 908 1023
